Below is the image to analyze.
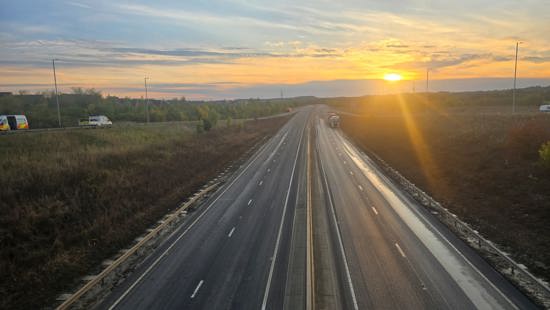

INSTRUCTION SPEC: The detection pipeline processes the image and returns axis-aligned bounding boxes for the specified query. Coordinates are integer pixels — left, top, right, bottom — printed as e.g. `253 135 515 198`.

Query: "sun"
384 73 402 81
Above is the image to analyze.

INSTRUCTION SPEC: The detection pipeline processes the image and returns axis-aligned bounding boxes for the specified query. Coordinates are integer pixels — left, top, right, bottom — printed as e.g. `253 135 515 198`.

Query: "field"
337 93 550 284
0 116 290 309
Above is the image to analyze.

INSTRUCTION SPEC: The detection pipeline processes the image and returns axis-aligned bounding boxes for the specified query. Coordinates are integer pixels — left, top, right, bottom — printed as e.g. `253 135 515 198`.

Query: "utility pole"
512 42 521 113
144 77 150 123
426 68 430 93
52 59 61 127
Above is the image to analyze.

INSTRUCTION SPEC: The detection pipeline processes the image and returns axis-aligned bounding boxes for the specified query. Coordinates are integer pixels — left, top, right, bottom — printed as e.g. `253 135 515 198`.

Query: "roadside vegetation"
335 86 550 284
0 88 313 129
0 115 291 309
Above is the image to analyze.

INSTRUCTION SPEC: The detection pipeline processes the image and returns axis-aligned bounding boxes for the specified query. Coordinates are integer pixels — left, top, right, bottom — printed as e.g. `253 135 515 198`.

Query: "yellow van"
0 115 29 131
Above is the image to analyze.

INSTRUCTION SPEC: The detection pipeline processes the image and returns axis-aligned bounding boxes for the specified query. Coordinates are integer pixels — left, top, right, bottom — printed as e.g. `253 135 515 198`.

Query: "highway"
98 107 312 310
312 108 536 309
97 105 537 309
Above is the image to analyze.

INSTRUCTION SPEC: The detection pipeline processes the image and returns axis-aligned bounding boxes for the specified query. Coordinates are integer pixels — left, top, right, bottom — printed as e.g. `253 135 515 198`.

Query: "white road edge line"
338 132 520 310
190 280 204 299
228 227 235 238
108 126 290 310
261 125 305 310
371 206 379 215
318 144 359 310
395 243 407 258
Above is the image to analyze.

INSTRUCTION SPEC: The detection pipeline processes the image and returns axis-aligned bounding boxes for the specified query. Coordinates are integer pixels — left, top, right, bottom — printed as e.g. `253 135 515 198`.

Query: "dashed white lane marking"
267 168 271 173
349 171 354 175
190 280 204 299
358 185 363 191
395 243 406 258
371 206 379 215
248 199 253 206
343 161 347 165
228 227 235 238
259 180 263 186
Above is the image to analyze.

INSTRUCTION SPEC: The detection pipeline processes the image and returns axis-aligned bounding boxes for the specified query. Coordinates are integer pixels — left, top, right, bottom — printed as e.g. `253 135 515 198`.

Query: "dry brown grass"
0 116 290 309
339 101 550 282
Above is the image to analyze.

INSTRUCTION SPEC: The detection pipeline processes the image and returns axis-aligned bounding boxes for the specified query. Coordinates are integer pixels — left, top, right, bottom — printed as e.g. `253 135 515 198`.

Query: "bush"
203 118 212 131
196 122 204 134
540 141 550 169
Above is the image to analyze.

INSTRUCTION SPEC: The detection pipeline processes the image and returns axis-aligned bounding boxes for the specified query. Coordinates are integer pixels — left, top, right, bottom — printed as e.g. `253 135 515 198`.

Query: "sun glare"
384 73 402 81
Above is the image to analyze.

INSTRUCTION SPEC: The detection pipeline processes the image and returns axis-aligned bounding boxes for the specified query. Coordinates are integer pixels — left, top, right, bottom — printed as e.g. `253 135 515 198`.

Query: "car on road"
79 115 112 127
0 115 29 131
540 104 550 113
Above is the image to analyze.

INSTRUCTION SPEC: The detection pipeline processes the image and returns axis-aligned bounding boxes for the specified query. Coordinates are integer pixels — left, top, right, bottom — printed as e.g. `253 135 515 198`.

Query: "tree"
540 141 550 169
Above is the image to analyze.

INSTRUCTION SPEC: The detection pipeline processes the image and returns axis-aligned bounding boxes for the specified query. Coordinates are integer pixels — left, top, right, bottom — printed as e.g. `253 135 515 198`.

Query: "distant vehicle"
0 115 29 131
540 104 550 113
328 113 340 128
79 115 112 127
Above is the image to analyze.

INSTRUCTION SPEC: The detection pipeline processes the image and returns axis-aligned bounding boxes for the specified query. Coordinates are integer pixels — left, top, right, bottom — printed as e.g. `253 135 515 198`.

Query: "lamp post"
52 59 61 127
426 68 430 93
144 77 150 123
512 42 522 113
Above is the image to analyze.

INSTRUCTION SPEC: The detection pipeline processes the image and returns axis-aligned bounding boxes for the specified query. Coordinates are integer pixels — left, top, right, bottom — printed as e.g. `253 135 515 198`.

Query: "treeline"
0 88 315 129
323 85 550 113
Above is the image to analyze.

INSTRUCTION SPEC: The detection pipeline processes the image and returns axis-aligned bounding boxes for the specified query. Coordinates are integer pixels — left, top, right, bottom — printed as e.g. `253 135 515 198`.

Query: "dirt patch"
0 116 290 309
339 106 550 283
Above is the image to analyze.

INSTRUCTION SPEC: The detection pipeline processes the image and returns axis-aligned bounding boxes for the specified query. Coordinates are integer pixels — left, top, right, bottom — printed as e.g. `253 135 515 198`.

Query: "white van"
540 105 550 113
79 115 112 127
0 115 29 131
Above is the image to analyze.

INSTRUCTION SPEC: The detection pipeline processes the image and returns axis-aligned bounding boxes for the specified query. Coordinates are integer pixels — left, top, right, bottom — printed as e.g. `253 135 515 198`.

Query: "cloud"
115 3 300 32
523 56 550 63
65 1 92 9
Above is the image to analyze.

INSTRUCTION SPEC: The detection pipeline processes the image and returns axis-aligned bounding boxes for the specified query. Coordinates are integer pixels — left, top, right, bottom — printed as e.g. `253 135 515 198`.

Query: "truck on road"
328 113 340 128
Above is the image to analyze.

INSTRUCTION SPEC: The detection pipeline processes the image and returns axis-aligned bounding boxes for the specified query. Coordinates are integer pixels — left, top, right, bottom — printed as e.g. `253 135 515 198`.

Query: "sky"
0 0 549 100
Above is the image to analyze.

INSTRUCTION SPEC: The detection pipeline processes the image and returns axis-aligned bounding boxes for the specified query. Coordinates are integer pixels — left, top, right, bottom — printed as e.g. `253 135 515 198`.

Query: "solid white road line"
190 280 204 299
261 124 305 310
228 227 235 238
371 207 379 215
248 199 253 206
108 126 289 310
395 243 407 258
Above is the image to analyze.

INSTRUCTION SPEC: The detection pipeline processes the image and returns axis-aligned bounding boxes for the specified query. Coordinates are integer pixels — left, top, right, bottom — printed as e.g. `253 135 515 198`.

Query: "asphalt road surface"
97 105 537 310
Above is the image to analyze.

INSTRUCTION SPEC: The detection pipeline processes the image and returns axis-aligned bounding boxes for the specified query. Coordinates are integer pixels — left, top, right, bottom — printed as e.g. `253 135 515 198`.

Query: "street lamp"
52 59 61 127
512 41 523 113
426 68 430 93
144 77 150 123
